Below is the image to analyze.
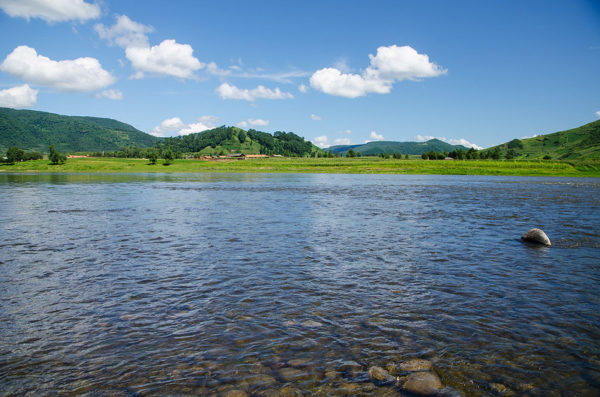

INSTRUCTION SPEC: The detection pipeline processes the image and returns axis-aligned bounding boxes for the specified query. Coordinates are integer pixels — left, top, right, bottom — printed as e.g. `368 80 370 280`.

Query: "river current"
0 173 598 396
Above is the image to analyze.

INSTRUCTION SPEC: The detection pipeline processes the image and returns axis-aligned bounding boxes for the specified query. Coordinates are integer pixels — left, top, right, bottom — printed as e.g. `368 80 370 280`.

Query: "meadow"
2 157 600 177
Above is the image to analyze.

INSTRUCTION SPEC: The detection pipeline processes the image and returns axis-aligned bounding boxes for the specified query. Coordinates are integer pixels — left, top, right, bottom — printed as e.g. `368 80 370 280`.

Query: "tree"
6 147 24 164
238 130 247 143
346 149 355 158
147 150 158 164
49 144 66 165
163 148 174 165
328 149 333 158
506 150 515 160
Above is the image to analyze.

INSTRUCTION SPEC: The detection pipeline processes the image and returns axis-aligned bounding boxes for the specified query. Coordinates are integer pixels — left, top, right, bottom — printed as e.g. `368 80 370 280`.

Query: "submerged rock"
368 366 395 383
521 228 551 246
398 358 433 372
401 371 443 396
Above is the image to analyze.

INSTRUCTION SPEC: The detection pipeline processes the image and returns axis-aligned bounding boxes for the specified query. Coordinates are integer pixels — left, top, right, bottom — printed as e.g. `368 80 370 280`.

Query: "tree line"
2 145 65 164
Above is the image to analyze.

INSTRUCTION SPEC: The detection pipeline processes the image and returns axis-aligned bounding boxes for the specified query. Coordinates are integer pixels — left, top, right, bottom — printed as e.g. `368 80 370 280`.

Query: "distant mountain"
158 126 324 157
489 120 600 160
329 139 470 156
0 107 159 153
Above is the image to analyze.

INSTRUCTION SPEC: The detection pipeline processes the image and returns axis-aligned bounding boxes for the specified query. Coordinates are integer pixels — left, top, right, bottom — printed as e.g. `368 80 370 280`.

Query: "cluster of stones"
368 358 461 396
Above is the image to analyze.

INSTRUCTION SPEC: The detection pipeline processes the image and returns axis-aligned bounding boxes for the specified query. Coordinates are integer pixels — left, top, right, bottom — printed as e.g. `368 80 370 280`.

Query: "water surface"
0 173 599 396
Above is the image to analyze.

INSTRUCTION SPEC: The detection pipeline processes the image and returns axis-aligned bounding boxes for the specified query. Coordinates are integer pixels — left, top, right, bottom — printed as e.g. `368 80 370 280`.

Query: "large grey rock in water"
521 228 551 246
401 371 443 396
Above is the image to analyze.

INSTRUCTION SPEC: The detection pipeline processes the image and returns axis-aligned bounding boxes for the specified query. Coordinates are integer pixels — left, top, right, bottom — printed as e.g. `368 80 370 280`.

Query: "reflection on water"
0 173 599 396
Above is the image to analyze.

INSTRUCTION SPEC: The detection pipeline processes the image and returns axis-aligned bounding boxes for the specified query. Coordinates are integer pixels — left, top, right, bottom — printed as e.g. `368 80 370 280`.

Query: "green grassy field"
1 157 599 177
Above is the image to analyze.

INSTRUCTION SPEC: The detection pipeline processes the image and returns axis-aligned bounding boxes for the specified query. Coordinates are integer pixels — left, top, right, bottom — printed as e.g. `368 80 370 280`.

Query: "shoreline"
1 157 599 177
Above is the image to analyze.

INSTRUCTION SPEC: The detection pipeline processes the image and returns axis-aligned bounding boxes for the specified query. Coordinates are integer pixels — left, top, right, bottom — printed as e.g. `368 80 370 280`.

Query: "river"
0 173 598 396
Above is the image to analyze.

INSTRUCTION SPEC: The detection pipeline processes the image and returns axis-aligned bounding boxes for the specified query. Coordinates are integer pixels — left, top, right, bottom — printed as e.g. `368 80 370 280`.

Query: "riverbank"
1 157 599 177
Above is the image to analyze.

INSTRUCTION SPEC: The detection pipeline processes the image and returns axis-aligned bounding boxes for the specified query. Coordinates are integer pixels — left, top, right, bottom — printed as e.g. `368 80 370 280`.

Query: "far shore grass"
1 157 600 177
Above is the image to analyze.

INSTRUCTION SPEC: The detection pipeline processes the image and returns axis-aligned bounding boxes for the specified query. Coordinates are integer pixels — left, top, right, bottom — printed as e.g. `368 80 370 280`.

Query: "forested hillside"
0 107 158 153
329 139 469 156
157 126 323 157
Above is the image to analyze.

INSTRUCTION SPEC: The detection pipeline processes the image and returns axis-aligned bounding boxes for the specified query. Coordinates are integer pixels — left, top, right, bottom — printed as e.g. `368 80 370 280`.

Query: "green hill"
158 126 324 157
329 139 469 156
0 107 159 153
490 120 600 160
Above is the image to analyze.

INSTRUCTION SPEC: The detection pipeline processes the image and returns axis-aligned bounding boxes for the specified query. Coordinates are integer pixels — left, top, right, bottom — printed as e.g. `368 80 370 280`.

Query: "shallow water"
0 173 599 396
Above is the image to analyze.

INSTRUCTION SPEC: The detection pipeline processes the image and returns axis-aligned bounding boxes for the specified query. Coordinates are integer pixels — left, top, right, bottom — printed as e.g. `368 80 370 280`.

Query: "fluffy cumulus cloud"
369 131 384 140
96 15 225 80
126 39 204 79
415 135 483 150
312 136 352 148
0 0 100 23
0 45 115 92
94 14 153 48
310 45 446 98
0 84 38 108
150 116 218 137
95 89 123 100
216 83 293 101
237 118 269 128
310 114 322 121
298 84 309 93
596 110 600 118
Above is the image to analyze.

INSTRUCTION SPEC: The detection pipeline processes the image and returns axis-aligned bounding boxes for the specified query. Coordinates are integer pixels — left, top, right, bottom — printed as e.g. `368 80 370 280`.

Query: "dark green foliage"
23 151 43 161
0 107 158 153
147 150 158 164
6 147 24 164
48 144 66 165
543 155 552 160
163 148 174 165
157 126 321 157
506 150 515 160
507 139 524 149
346 148 356 157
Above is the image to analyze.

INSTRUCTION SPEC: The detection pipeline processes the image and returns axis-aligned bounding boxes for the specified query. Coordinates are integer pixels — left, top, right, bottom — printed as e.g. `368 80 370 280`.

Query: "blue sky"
0 0 598 149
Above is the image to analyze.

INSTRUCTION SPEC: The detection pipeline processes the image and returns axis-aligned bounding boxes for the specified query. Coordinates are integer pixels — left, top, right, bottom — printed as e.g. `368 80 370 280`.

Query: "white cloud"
96 15 224 81
206 61 230 77
310 114 322 121
126 39 204 79
370 131 384 140
0 0 100 23
344 129 352 135
237 118 269 128
94 14 153 48
216 83 293 101
313 136 330 148
232 70 309 84
333 138 352 145
298 84 309 93
310 45 446 98
596 110 600 118
150 116 218 137
0 84 37 108
415 135 483 150
150 117 186 137
0 45 115 92
95 88 123 100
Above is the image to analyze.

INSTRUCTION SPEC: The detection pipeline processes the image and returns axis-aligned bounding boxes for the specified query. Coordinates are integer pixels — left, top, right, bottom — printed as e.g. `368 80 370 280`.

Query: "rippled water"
0 173 599 396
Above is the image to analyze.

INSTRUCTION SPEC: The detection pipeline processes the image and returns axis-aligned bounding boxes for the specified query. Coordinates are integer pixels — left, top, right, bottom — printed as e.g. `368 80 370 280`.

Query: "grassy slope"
0 107 158 153
1 157 599 177
492 120 600 160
